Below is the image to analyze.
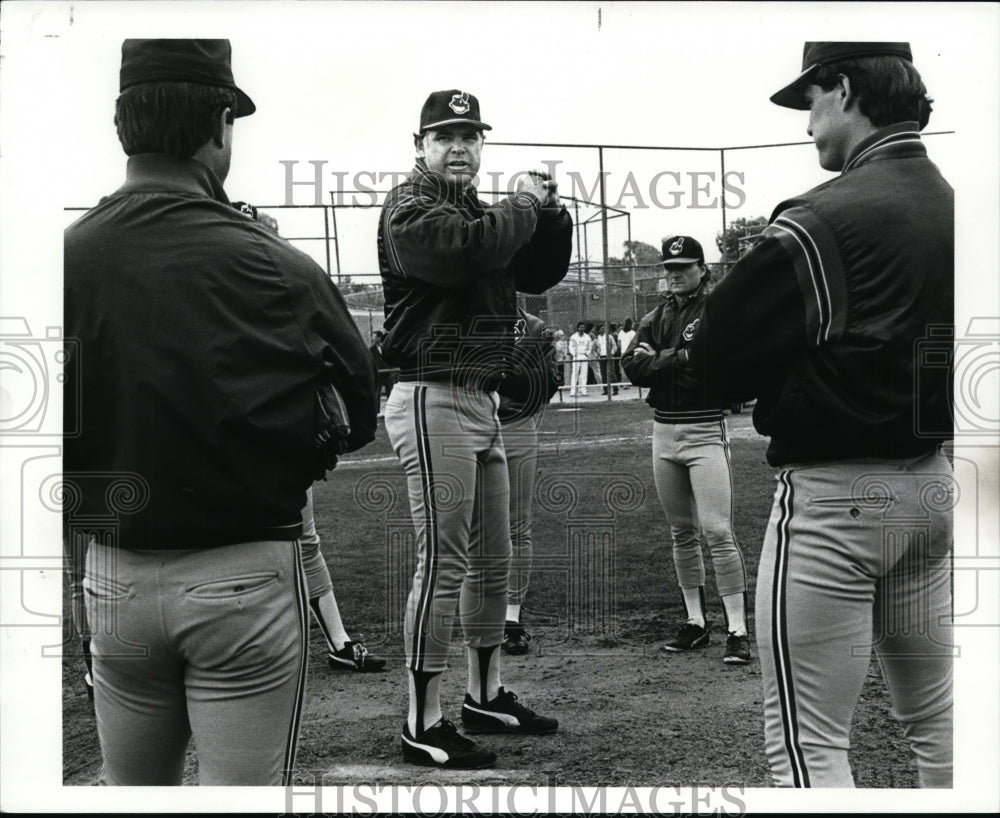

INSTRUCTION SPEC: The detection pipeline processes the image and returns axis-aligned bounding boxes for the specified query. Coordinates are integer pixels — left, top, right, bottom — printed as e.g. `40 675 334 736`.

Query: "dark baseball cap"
661 236 705 266
120 39 256 117
770 41 913 110
418 90 492 133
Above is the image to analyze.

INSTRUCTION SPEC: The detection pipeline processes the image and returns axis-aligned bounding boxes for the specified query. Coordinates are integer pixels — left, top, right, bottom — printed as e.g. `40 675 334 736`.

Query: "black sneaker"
461 687 558 735
661 621 711 652
723 632 752 665
501 621 531 655
328 637 386 672
401 719 497 769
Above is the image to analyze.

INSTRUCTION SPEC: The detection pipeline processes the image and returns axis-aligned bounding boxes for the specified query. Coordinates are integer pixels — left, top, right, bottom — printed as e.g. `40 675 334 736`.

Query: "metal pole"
720 148 728 248
574 198 584 321
599 147 611 400
627 211 636 325
331 204 342 284
323 204 332 277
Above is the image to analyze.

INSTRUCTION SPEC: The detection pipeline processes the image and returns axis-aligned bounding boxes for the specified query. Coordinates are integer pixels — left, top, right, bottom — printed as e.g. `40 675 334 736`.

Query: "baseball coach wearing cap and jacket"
378 90 572 769
64 39 377 785
621 236 751 667
684 42 954 787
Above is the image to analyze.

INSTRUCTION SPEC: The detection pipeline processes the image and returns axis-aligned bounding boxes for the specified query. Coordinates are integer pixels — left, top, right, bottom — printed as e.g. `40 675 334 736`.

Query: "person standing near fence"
568 321 593 397
499 310 561 655
684 42 953 787
596 323 619 396
369 330 396 403
378 89 571 769
621 235 750 665
553 329 571 393
617 319 636 388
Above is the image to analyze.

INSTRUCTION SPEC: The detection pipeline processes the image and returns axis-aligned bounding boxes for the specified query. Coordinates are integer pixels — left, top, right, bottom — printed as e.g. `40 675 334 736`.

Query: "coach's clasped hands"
516 169 561 209
633 342 656 358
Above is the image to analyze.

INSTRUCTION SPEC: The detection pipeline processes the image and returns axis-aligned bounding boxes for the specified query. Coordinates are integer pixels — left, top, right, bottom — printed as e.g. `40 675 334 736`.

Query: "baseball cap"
661 236 705 266
418 90 492 133
770 42 913 110
120 39 256 117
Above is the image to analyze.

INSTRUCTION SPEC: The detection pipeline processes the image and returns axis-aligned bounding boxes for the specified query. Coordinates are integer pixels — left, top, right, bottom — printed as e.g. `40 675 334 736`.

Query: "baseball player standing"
685 42 953 786
621 236 750 664
498 310 562 654
64 39 377 785
378 90 572 768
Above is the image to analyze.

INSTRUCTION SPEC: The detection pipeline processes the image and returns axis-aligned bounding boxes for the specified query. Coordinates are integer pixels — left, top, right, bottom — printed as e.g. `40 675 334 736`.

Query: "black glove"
313 382 351 478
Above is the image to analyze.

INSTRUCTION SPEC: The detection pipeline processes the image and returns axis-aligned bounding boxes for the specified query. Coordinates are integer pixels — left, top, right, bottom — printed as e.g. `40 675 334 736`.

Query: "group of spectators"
368 318 638 402
553 319 635 397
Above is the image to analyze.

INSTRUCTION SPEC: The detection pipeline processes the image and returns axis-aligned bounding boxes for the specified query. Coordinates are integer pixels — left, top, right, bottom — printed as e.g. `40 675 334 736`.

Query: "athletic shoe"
401 718 497 769
501 620 531 655
661 621 711 652
723 632 752 665
328 637 386 672
461 687 558 735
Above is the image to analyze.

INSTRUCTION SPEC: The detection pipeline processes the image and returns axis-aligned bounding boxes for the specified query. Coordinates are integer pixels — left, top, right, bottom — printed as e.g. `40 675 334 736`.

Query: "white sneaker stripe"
402 732 449 764
464 703 521 727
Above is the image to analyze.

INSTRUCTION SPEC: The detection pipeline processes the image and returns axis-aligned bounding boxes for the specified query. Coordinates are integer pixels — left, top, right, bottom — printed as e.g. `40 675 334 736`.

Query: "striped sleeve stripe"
843 131 922 171
770 470 810 787
764 207 847 346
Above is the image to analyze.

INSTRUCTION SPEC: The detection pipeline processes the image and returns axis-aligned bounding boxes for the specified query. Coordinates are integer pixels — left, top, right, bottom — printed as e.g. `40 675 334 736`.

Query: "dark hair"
812 56 933 129
622 318 634 332
115 81 238 157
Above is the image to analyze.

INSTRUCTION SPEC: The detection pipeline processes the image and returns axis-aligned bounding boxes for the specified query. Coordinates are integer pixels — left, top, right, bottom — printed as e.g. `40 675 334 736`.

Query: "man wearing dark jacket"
685 42 953 787
64 39 377 785
379 90 571 768
621 236 750 665
498 310 562 655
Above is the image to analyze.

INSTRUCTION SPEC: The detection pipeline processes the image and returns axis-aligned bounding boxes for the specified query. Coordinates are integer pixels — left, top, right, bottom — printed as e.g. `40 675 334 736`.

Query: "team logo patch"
449 92 471 115
669 237 685 256
513 317 527 344
682 318 700 342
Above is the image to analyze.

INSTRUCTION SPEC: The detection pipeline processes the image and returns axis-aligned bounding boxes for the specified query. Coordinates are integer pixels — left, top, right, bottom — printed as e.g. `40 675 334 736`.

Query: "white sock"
310 592 351 652
467 644 502 704
682 587 705 628
722 592 747 636
505 603 521 623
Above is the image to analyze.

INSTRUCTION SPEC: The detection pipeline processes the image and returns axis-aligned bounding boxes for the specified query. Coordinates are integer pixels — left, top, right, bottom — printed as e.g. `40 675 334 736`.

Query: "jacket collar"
411 158 478 205
842 121 925 173
117 154 230 204
668 280 708 309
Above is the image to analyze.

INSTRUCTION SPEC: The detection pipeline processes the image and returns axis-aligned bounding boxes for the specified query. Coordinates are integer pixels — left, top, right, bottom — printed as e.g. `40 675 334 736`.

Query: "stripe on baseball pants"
281 539 310 786
770 470 810 788
411 386 439 672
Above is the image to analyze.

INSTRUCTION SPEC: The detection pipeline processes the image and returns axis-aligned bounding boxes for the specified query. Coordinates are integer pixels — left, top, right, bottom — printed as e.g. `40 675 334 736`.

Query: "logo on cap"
669 237 685 256
449 92 471 115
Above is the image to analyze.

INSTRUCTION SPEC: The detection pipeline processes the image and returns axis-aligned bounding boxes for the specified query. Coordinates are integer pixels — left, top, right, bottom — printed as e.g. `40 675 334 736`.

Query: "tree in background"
715 216 768 263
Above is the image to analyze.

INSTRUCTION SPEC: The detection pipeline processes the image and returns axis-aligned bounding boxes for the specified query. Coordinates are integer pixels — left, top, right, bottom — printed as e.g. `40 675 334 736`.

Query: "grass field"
63 395 920 787
310 395 774 648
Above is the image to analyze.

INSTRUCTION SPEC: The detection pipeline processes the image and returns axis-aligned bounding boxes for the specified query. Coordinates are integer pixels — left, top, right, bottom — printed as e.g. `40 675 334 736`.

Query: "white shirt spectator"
569 331 593 361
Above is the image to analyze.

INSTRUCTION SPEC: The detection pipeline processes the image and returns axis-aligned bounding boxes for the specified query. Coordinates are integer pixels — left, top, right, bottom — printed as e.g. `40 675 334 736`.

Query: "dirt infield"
62 400 919 787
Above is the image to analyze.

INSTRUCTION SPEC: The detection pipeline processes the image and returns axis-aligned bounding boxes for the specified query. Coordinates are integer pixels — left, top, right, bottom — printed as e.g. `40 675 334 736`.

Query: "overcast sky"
4 0 992 277
1 2 998 812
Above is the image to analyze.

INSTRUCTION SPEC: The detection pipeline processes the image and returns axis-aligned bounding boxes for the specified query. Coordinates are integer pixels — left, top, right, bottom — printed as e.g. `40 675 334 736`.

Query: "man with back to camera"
63 39 378 785
378 89 572 768
684 42 954 787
